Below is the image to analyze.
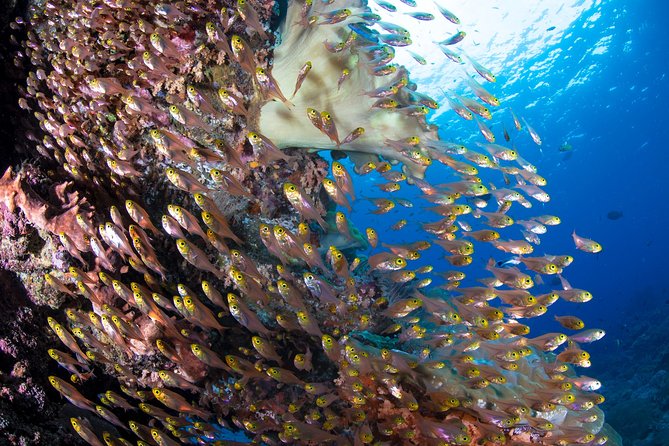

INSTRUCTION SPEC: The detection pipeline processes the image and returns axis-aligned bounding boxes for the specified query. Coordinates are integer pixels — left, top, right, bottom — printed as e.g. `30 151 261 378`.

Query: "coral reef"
0 0 618 445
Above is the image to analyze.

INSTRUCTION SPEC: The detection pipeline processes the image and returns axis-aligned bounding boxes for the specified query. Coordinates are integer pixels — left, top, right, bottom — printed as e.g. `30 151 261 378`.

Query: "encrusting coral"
0 0 617 445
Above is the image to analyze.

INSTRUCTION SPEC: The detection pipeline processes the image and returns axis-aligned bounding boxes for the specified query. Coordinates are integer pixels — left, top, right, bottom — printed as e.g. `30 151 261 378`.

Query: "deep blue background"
343 0 668 441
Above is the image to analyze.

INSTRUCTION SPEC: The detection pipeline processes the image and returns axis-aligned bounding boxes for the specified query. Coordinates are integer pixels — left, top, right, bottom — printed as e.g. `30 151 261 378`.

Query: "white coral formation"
259 0 436 177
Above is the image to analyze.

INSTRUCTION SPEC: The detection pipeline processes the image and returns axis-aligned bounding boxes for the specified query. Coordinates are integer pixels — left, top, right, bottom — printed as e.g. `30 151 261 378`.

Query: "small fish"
369 198 395 214
332 161 355 199
49 376 95 413
296 309 323 337
369 252 407 271
319 8 352 25
283 183 326 229
266 367 304 385
337 68 351 91
236 0 269 39
327 245 349 278
87 78 127 96
252 336 283 364
535 215 561 226
210 168 254 198
486 259 534 289
183 294 224 331
559 142 574 152
247 131 291 164
201 210 242 244
320 111 340 145
168 104 212 131
438 44 463 64
302 243 327 271
435 3 460 24
466 76 500 106
407 50 427 65
607 210 623 220
48 349 90 380
404 11 435 21
227 293 271 335
166 167 209 194
334 211 353 239
294 348 313 371
161 214 185 239
277 279 306 308
152 387 211 419
149 33 181 59
255 66 292 106
70 418 103 446
47 317 88 362
230 35 257 74
217 88 249 117
341 127 365 145
366 227 378 248
45 273 76 297
291 61 312 99
572 231 602 253
391 219 407 230
190 343 232 371
374 0 396 12
465 54 497 83
205 21 233 58
455 93 492 120
58 232 86 265
229 266 269 305
569 329 606 343
439 31 466 46
555 315 585 330
491 239 534 255
323 179 351 210
155 3 188 20
379 34 412 47
176 238 224 279
445 95 473 120
522 118 542 146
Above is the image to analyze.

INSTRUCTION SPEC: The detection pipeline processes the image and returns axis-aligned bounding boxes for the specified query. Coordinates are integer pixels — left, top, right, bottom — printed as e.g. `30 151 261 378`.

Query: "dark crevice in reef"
0 0 32 173
0 270 86 445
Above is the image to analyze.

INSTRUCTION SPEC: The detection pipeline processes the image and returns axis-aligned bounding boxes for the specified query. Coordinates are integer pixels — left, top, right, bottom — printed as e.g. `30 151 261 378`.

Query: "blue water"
340 1 668 443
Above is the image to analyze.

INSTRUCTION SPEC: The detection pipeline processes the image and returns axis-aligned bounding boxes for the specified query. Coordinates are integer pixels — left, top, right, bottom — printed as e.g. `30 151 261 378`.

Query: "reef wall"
0 0 617 445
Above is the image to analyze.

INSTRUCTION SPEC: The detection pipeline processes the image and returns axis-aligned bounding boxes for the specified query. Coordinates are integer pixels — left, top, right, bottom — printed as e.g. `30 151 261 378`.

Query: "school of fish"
8 0 611 444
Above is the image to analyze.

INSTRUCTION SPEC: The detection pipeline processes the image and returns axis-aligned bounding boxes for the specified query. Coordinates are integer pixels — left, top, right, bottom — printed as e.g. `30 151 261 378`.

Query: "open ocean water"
342 0 668 444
